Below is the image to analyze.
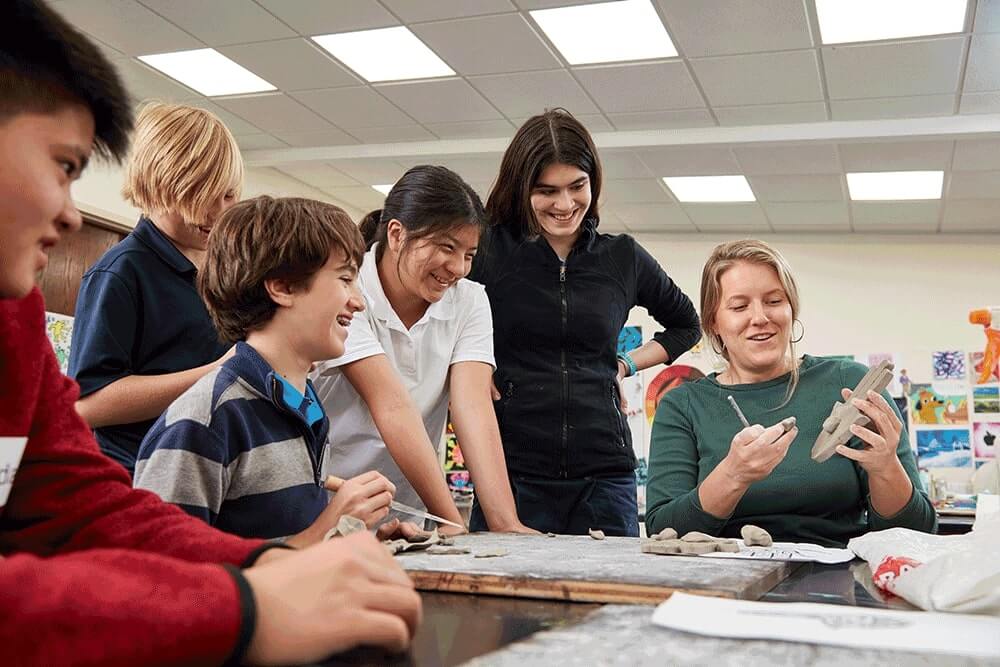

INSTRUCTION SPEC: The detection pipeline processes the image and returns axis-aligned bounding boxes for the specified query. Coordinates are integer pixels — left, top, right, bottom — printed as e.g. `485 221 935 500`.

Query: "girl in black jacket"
469 109 701 536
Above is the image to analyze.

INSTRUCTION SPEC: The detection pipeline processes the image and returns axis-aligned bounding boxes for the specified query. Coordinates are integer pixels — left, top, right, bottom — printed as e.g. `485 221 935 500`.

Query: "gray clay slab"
462 604 1000 667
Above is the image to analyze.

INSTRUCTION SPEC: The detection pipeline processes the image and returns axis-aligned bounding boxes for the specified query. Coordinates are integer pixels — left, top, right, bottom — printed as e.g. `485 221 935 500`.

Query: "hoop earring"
709 335 726 355
791 318 804 344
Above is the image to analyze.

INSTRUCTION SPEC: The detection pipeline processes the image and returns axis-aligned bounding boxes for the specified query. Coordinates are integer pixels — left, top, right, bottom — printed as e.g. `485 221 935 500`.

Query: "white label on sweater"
0 437 27 509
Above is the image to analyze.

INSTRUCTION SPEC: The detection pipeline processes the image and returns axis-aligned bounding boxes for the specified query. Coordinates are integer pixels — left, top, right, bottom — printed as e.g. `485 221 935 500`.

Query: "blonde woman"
646 240 934 547
69 102 243 474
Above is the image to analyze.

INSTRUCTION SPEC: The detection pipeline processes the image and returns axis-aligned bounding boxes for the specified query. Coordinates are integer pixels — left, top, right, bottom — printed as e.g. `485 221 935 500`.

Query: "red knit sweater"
0 289 265 666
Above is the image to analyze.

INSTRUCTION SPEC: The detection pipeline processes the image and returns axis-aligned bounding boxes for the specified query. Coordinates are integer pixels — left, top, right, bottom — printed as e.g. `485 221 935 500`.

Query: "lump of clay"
426 545 471 555
546 532 557 538
324 515 366 541
654 527 678 541
474 549 508 558
679 531 716 543
642 540 681 555
589 528 606 540
715 541 740 553
740 524 773 547
679 542 717 555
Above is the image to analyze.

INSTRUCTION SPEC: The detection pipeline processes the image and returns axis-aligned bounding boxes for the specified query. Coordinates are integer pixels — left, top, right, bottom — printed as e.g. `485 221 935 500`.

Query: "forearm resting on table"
75 364 215 427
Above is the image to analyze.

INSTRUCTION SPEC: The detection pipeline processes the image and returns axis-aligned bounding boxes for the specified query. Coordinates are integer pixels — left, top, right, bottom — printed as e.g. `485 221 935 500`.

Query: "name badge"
0 437 28 510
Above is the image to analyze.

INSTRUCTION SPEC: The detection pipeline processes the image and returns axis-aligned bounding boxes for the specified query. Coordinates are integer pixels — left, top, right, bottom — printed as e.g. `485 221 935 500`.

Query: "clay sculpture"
740 524 772 547
653 527 678 541
812 360 894 463
641 529 743 557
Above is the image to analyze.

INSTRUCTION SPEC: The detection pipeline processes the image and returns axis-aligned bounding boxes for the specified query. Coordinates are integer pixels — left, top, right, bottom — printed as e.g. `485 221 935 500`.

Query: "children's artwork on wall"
867 352 900 395
616 326 642 356
909 382 969 425
932 350 966 381
442 420 472 495
916 428 973 468
969 351 1000 384
972 422 999 459
45 312 74 374
644 365 706 424
973 386 1000 414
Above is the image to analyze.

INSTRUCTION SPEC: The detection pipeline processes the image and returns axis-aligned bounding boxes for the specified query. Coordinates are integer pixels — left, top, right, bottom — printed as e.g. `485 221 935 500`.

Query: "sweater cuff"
222 564 257 667
241 541 295 568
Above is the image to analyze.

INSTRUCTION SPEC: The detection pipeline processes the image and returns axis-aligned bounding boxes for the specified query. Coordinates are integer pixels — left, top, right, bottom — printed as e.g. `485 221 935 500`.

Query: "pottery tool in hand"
727 395 796 442
323 475 465 529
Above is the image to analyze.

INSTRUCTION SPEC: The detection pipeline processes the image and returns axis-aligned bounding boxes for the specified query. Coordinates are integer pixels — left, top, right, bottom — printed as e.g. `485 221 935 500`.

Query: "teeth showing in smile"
336 315 351 326
549 211 575 222
749 333 773 341
430 273 451 286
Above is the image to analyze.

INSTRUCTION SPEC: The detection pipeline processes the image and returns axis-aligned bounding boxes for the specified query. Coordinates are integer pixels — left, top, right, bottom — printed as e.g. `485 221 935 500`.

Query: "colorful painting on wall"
909 382 969 426
932 350 966 381
866 352 900 395
973 386 1000 414
969 351 1000 385
45 312 74 374
916 428 972 468
442 421 472 495
644 365 706 423
972 422 999 459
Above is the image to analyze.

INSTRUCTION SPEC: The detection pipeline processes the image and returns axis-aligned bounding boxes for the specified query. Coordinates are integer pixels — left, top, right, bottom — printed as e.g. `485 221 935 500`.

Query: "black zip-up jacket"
469 219 701 479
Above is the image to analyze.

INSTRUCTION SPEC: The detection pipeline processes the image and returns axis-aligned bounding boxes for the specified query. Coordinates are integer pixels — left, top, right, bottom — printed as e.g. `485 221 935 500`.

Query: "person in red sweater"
0 1 421 665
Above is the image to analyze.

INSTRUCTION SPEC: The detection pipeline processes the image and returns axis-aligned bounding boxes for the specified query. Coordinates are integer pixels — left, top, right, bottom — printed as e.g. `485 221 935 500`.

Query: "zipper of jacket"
559 262 569 478
610 384 626 447
271 376 323 487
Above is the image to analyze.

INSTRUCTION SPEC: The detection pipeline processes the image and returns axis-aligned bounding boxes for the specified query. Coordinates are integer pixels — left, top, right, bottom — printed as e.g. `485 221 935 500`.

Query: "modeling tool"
324 475 465 529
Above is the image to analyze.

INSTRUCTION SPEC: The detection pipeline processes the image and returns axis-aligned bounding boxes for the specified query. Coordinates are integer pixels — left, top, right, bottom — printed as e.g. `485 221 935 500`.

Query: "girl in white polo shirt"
311 165 532 534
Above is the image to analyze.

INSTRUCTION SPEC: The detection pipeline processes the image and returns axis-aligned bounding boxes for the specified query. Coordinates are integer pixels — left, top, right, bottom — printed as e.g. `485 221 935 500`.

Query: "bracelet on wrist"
617 352 638 377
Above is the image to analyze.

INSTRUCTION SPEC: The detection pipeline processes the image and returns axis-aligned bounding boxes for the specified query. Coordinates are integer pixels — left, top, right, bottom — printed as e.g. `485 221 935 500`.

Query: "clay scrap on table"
652 527 678 541
641 528 744 557
474 549 509 558
589 528 606 540
740 524 772 547
323 515 366 541
385 528 442 555
426 545 471 556
811 360 893 463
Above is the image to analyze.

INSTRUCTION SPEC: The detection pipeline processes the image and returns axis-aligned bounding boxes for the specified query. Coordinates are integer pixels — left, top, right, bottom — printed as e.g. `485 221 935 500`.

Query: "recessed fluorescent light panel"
138 49 275 96
531 0 677 65
846 171 944 200
313 27 454 82
662 176 756 203
815 0 968 45
372 184 394 196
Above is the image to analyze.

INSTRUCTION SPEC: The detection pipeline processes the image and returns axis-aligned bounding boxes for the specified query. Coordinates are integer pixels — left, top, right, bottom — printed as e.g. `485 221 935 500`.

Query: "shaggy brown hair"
200 196 364 343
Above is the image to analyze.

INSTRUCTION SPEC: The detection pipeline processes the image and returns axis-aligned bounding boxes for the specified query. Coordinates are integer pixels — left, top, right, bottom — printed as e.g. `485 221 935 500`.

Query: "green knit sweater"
646 355 936 547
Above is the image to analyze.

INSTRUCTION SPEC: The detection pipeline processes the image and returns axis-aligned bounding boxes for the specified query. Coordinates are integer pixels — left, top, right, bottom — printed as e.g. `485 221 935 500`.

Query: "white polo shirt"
311 244 495 512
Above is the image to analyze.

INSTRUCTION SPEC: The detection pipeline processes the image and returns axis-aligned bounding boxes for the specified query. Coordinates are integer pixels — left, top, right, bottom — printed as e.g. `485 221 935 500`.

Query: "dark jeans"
470 473 638 537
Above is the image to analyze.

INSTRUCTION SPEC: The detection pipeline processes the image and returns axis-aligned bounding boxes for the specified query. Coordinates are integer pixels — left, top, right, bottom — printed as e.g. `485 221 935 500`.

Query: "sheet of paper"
699 540 854 564
0 437 27 509
652 592 1000 658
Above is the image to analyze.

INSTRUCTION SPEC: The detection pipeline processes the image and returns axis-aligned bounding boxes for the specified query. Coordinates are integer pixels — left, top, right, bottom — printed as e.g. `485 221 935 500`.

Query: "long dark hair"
359 165 486 263
486 108 602 237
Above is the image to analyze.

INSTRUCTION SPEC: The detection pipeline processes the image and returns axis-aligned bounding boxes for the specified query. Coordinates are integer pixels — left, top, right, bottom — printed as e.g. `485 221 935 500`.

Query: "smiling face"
712 261 794 382
154 187 238 253
392 221 479 305
0 106 94 299
292 249 365 361
530 162 591 252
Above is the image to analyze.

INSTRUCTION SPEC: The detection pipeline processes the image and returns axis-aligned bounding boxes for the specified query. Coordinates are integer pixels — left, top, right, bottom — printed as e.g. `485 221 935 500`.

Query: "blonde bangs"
122 102 244 224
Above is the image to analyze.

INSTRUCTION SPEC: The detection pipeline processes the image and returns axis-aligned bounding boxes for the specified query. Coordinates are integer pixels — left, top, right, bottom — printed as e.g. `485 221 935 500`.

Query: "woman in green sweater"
646 240 935 547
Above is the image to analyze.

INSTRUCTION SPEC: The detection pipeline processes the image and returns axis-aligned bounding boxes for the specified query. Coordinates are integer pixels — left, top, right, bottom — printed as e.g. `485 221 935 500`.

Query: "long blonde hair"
701 239 801 405
122 102 244 226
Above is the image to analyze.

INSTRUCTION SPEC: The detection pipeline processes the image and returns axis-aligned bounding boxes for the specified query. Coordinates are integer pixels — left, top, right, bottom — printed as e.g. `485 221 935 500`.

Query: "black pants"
470 473 638 537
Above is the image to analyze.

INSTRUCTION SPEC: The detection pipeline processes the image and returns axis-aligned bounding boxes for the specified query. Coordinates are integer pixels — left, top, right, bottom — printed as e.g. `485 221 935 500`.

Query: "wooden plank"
398 534 798 604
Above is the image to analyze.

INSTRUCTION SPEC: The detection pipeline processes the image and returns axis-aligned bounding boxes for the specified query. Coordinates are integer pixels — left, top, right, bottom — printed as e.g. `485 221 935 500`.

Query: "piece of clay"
426 545 471 555
740 524 773 547
438 537 455 546
474 549 508 558
716 541 741 553
323 515 366 541
654 527 678 541
679 531 716 543
589 528 606 540
384 528 442 554
546 532 556 538
641 540 681 555
778 416 797 433
679 541 717 555
812 360 893 463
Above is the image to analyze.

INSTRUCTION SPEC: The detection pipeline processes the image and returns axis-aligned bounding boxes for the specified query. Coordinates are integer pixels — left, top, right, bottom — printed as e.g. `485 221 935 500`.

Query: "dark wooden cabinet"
37 215 127 316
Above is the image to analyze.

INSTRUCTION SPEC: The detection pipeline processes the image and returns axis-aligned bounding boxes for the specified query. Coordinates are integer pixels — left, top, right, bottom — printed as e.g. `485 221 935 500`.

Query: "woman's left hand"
835 388 903 476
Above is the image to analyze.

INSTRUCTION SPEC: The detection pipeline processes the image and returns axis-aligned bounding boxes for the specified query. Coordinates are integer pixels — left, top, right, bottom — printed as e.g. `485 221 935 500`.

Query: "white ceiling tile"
965 34 1000 92
953 139 1000 170
714 102 827 126
382 0 516 22
614 204 693 229
254 0 397 33
425 119 516 139
823 37 966 99
636 146 740 177
763 202 849 227
942 199 1000 230
292 87 414 128
115 59 199 101
683 203 769 227
689 51 823 106
655 0 812 57
948 170 1000 198
598 211 630 233
601 179 671 204
600 150 655 178
749 175 845 202
235 133 288 150
214 93 335 133
219 39 360 91
376 79 503 123
269 129 359 147
573 63 704 113
53 0 202 55
513 0 607 8
324 185 388 211
183 99 261 136
469 70 599 117
838 140 954 171
412 155 504 182
139 0 294 46
350 125 437 143
606 109 715 130
733 144 841 175
275 164 359 188
851 201 941 226
328 159 409 184
411 14 559 76
960 91 1000 114
974 0 1000 32
830 95 956 120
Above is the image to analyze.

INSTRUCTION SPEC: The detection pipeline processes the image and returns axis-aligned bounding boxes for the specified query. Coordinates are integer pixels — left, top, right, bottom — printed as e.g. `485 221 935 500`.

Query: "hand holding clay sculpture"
811 360 894 463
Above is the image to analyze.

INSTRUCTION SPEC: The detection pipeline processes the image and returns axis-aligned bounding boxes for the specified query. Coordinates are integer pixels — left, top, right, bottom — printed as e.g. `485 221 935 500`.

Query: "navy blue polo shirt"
68 217 228 476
